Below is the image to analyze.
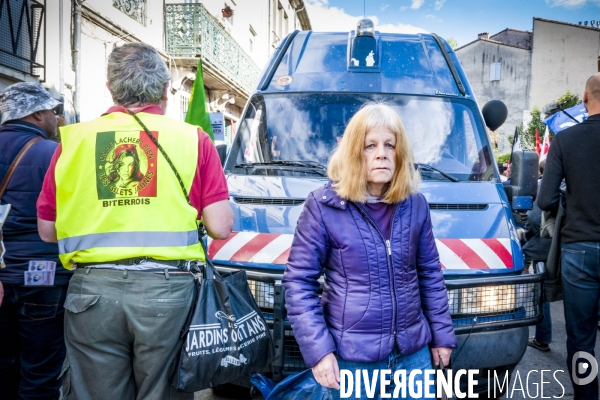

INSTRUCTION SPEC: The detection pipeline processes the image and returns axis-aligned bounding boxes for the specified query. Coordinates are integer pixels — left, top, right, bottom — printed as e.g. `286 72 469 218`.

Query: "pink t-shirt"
37 105 229 221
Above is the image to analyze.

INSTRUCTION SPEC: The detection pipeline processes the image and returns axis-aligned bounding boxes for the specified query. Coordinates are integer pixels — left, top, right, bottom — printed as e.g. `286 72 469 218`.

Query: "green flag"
185 59 214 141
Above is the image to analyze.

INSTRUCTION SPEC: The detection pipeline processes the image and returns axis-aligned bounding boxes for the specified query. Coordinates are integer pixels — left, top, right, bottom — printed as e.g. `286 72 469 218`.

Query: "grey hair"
107 43 170 106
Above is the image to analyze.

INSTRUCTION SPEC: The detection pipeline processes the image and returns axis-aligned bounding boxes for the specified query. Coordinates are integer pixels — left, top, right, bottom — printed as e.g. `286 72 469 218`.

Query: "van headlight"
248 280 274 309
450 285 516 315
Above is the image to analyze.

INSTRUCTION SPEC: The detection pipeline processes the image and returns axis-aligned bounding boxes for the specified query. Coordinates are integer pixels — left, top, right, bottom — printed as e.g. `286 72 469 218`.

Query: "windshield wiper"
235 160 327 170
416 163 459 182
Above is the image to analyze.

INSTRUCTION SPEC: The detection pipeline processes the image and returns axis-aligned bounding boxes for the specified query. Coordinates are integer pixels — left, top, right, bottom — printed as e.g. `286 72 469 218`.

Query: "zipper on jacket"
355 203 400 340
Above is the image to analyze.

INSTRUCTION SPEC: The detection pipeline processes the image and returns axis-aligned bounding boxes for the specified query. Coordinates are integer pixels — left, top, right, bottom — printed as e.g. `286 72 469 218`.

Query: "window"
227 93 493 181
490 62 501 81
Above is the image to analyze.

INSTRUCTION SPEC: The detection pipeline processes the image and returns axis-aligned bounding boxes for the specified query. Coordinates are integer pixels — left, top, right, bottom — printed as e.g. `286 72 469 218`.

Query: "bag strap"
0 136 43 199
126 110 192 206
126 110 215 277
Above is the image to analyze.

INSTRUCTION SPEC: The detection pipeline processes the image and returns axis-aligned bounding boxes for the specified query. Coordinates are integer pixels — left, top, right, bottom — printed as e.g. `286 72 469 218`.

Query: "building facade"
455 18 600 153
0 0 311 146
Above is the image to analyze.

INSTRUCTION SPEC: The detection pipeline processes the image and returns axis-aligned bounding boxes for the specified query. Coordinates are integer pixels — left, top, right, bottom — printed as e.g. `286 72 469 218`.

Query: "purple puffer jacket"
282 181 456 368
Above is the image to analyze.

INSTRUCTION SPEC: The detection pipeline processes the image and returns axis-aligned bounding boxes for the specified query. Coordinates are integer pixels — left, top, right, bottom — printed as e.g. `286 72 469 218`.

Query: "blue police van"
210 20 543 397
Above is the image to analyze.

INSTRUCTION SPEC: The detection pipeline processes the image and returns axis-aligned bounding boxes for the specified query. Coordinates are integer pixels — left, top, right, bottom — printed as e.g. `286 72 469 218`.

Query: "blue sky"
305 0 600 48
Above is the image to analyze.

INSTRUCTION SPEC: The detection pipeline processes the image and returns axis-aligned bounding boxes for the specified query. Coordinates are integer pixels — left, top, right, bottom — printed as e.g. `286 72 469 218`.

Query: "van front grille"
429 203 488 211
233 197 305 206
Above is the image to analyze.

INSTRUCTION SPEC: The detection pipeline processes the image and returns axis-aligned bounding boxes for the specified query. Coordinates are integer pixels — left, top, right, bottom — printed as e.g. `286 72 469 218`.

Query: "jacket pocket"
63 294 101 313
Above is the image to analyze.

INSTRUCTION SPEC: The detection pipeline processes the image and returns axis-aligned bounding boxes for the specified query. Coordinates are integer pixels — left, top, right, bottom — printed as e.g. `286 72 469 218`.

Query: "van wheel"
212 383 253 399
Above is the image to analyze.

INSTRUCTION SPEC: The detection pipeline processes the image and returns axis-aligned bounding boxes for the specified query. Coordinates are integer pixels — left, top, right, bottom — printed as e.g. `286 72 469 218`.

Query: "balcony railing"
165 3 260 94
0 0 46 80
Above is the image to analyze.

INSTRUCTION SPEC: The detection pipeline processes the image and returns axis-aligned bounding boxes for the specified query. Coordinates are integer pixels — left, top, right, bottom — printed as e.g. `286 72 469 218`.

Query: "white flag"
539 127 551 163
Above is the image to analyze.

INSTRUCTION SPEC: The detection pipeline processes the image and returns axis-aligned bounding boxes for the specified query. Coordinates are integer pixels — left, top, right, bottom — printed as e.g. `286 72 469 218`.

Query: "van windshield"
225 93 495 181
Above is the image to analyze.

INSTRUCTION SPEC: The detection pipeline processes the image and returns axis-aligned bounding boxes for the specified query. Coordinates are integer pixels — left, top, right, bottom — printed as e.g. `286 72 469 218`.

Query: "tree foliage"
543 90 581 119
447 37 459 50
496 153 511 163
557 90 581 109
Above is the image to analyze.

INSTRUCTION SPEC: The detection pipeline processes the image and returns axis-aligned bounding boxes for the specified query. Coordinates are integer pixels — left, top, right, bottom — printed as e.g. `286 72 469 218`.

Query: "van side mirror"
482 100 508 131
505 151 538 210
216 144 227 167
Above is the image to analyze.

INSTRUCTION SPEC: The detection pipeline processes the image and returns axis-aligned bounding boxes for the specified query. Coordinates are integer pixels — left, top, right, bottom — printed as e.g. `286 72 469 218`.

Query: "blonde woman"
283 104 456 399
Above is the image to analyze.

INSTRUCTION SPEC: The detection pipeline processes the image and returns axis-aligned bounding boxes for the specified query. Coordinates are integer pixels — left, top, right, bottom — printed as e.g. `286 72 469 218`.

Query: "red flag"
535 128 541 155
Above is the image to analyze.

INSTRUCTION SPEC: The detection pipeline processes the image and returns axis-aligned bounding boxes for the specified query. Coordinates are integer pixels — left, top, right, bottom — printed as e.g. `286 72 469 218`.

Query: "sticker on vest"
95 131 158 200
25 261 56 285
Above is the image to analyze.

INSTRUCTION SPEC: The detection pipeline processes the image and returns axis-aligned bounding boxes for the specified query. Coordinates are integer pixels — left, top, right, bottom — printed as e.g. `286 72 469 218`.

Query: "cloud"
425 14 443 22
381 3 390 11
545 0 590 6
411 0 425 9
305 0 427 34
434 0 446 10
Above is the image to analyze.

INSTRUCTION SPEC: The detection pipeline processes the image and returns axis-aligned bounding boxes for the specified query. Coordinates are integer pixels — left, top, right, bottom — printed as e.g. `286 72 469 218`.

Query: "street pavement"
499 300 600 400
196 301 600 400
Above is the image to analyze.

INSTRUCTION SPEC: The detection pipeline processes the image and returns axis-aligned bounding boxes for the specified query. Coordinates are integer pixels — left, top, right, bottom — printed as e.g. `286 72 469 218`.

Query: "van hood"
208 175 523 275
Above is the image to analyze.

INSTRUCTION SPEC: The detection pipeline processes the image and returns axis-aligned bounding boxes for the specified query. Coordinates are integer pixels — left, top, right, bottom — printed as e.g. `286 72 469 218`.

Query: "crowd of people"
1 39 599 400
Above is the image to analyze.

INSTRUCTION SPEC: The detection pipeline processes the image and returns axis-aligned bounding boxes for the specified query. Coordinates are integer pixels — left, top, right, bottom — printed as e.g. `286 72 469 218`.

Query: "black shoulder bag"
127 111 274 392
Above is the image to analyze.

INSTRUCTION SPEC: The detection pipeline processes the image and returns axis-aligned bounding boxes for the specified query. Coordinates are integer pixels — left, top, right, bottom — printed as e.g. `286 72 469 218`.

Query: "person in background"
283 104 456 399
498 162 508 182
523 160 553 352
0 82 71 400
36 43 233 400
538 72 600 399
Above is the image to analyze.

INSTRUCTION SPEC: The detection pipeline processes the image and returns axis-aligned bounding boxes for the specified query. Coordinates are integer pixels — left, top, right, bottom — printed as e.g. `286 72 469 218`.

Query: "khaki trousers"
61 268 195 400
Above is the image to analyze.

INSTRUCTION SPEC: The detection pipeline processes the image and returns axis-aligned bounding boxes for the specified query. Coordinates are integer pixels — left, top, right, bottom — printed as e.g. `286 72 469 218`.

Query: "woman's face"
363 126 397 197
118 155 136 181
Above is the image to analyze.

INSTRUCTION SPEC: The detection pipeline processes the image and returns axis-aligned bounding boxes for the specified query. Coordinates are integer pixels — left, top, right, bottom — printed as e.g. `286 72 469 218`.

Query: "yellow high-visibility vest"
55 111 205 268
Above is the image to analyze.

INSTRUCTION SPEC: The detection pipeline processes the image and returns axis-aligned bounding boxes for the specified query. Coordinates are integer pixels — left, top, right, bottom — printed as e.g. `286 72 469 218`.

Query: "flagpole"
509 126 520 164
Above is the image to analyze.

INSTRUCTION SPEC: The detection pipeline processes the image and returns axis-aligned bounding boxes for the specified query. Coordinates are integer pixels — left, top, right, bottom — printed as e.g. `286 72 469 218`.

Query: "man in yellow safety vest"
37 42 233 400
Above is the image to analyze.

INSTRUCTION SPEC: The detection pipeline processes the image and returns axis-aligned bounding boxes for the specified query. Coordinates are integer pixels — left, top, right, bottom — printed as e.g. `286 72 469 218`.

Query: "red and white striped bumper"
208 233 513 269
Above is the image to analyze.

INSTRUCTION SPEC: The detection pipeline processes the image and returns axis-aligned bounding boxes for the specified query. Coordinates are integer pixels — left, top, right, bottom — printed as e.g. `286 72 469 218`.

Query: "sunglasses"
52 105 64 115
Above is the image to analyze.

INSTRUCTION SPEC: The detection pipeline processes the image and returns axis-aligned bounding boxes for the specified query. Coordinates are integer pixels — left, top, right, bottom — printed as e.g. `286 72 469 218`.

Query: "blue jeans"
561 242 600 400
535 301 552 344
0 285 67 400
331 345 433 400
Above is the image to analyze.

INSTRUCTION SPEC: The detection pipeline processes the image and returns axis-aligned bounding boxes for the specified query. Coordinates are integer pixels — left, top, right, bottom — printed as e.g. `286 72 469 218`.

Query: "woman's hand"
0 280 4 307
431 347 452 368
312 352 340 389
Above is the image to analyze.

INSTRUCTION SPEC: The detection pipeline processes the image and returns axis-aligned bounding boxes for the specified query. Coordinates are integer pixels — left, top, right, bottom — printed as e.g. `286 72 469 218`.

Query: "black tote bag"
544 192 566 302
171 261 274 392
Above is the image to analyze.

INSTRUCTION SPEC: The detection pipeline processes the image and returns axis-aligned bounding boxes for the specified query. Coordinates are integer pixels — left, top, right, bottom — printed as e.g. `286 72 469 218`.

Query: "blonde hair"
327 103 420 203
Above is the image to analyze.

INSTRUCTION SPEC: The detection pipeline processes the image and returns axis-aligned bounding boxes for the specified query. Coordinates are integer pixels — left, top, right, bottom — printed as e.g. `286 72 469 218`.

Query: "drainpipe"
267 0 271 57
59 0 64 97
73 0 84 122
